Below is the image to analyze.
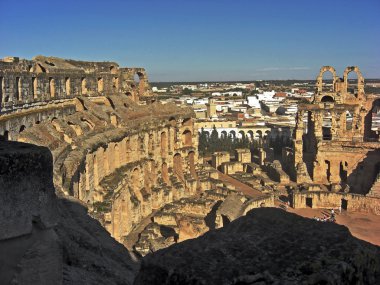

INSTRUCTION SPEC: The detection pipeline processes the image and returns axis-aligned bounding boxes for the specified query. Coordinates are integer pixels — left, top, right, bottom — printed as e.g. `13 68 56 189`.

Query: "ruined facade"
294 66 379 190
291 66 380 210
0 56 211 244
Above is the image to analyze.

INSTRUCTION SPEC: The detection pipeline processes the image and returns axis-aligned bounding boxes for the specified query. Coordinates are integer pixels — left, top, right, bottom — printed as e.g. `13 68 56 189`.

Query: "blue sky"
1 0 379 81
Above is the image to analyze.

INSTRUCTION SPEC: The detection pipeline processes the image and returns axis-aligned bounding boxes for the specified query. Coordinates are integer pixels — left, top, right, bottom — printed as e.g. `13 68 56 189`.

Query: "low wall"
292 191 380 215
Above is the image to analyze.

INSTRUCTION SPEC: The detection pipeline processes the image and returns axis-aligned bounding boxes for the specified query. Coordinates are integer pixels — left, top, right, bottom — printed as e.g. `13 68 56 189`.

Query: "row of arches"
0 72 145 107
316 66 364 96
200 129 270 140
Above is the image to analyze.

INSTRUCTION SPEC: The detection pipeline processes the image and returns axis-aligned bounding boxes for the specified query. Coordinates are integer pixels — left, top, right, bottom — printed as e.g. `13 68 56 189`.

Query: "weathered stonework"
293 66 380 200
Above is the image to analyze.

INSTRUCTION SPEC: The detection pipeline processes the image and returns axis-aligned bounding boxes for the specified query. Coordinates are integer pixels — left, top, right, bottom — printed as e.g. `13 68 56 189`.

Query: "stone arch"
264 130 270 140
0 76 4 104
256 130 263 139
169 117 176 127
346 110 353 130
112 77 119 91
114 143 120 169
81 77 87 95
188 151 196 178
182 118 192 127
134 71 146 95
322 111 332 140
16 77 21 101
110 65 118 74
247 130 254 140
316 66 337 93
238 130 245 139
162 162 169 183
229 130 236 139
32 77 38 99
364 98 380 140
65 77 71 96
182 129 192 146
0 130 9 141
131 167 143 201
161 131 168 157
68 121 82 136
221 130 228 138
343 66 364 96
80 117 95 130
173 153 184 180
97 77 104 92
321 95 334 102
148 133 154 153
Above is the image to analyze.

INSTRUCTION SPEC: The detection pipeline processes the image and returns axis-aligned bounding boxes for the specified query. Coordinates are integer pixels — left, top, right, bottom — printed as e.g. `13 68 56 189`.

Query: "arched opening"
247 130 254 141
112 77 119 91
0 130 9 141
81 77 87 95
173 153 184 180
188 151 196 178
347 71 358 96
131 168 143 201
68 122 82 136
16 77 21 101
340 161 348 183
65 77 70 96
49 77 55 98
221 130 227 138
19 125 26 133
321 95 334 102
238 130 245 139
0 77 4 104
322 111 332 140
114 144 120 169
134 72 145 95
321 71 334 93
346 110 353 130
134 73 140 85
80 117 95 130
325 160 331 182
148 133 154 153
161 131 168 157
162 162 169 183
364 99 380 140
125 91 133 98
97 77 104 92
182 130 192 147
182 118 192 127
256 130 263 140
32 77 38 99
229 130 236 139
169 117 176 127
110 65 117 74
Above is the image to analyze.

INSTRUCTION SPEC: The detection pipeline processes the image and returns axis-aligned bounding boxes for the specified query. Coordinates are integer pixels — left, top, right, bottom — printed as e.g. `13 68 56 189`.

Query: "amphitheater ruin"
0 57 379 268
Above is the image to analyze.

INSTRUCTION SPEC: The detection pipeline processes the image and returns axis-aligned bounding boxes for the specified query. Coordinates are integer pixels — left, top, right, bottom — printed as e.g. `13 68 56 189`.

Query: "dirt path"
217 171 265 198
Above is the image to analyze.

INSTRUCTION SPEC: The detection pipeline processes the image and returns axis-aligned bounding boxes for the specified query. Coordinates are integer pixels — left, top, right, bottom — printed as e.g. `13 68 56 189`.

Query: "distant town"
152 79 380 156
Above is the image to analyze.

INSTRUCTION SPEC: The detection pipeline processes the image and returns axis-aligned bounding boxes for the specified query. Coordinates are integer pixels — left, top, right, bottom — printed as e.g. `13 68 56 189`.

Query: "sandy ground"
288 207 380 246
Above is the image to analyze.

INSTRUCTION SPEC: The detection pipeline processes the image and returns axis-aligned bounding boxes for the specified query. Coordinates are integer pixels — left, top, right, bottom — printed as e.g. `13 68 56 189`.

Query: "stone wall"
292 191 380 215
0 56 153 140
0 56 206 243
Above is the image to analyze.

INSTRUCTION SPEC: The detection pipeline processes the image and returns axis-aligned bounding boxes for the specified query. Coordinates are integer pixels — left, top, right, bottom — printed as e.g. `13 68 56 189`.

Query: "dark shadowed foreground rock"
135 208 380 285
0 142 138 285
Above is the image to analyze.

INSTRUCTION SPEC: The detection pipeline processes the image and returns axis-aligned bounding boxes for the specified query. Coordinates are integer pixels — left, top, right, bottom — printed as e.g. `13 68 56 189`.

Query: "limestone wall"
292 191 380 215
